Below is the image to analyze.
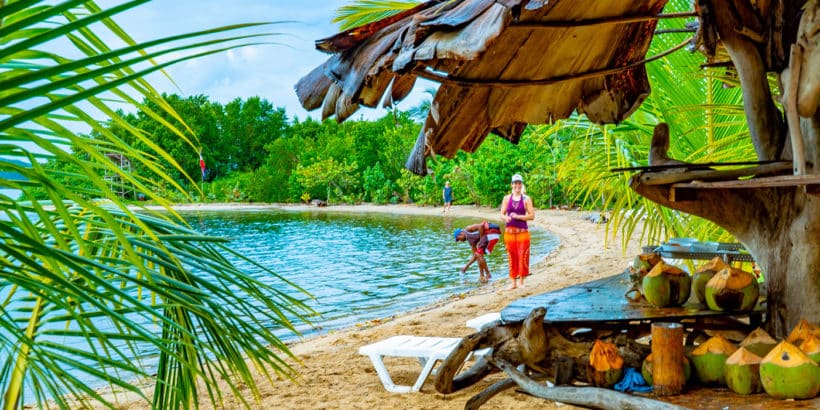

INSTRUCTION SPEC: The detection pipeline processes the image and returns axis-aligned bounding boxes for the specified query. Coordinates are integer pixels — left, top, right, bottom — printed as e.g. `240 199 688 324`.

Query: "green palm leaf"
333 0 423 30
546 0 753 248
1 1 313 409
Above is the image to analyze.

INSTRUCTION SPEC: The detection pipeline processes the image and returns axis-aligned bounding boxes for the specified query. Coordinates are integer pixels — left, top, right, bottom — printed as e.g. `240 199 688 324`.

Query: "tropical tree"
0 1 312 408
549 0 751 250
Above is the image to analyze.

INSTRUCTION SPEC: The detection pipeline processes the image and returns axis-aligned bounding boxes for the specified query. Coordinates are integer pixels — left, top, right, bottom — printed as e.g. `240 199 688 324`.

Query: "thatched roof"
295 0 674 173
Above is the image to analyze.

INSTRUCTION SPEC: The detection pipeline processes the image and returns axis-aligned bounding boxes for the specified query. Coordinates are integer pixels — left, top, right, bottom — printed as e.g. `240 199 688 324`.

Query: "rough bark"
651 323 686 396
464 378 517 410
435 313 650 398
490 357 689 410
706 0 787 160
629 0 820 338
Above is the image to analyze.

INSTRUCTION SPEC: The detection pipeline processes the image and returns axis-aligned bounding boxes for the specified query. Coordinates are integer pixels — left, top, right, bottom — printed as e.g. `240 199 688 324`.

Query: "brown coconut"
724 347 763 395
739 327 778 358
689 335 737 386
587 339 624 388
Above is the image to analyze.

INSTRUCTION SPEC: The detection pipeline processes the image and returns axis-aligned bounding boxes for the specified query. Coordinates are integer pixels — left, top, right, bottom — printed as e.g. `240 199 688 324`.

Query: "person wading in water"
454 221 501 282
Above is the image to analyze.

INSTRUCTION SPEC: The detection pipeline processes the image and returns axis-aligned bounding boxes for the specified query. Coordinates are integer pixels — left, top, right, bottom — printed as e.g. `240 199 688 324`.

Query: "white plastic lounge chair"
466 312 500 331
359 335 491 393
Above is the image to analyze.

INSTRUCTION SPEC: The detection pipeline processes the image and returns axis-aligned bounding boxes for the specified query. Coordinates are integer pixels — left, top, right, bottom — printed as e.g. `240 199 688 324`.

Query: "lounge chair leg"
367 354 412 393
411 357 439 392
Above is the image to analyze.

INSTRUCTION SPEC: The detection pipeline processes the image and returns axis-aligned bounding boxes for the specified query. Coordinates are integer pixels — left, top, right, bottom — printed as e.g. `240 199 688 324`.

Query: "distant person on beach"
442 181 453 212
500 173 535 290
454 221 501 282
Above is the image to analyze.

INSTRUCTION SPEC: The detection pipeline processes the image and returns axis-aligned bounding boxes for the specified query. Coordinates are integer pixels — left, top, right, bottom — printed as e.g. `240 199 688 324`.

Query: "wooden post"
651 322 685 396
554 356 574 385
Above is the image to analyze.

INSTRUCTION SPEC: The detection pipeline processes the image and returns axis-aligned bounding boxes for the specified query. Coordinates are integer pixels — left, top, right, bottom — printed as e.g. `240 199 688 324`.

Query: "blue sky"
111 0 430 121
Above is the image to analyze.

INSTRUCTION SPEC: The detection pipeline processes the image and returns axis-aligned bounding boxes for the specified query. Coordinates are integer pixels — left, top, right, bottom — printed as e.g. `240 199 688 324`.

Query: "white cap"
511 174 523 183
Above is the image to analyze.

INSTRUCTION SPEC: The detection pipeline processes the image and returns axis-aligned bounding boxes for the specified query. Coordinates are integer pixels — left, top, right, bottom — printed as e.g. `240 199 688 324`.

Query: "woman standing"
501 174 535 289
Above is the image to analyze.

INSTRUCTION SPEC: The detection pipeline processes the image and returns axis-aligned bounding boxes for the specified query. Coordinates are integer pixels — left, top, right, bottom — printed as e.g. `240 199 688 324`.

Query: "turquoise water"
10 209 559 402
184 209 560 339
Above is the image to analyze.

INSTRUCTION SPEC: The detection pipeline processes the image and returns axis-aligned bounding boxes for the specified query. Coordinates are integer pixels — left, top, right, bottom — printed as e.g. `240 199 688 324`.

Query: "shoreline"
109 203 634 409
97 203 819 409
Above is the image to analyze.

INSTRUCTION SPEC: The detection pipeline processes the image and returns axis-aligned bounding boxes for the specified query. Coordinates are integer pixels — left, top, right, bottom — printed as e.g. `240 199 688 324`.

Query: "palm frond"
1 1 314 408
333 0 422 30
542 0 751 249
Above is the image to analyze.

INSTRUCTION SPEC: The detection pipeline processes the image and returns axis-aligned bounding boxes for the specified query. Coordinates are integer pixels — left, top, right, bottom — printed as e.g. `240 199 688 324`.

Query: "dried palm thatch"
296 0 674 173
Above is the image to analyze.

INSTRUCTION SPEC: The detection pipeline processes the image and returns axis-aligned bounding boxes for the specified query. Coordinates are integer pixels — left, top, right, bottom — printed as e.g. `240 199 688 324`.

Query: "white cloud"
109 0 404 120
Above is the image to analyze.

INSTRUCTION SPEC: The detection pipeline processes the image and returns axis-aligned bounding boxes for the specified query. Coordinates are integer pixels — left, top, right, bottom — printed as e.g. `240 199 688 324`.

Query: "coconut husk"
762 341 814 367
726 347 763 365
647 261 686 278
589 339 624 371
708 267 755 290
740 327 778 357
696 256 728 274
786 319 818 346
799 334 820 361
692 334 738 356
588 339 624 388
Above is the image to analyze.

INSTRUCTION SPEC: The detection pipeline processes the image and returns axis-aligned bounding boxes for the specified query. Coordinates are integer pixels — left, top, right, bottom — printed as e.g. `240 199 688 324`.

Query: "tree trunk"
629 0 820 338
632 178 819 338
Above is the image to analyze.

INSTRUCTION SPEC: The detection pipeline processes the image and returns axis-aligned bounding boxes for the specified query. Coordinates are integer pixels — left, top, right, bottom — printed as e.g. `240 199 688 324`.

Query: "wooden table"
500 272 764 339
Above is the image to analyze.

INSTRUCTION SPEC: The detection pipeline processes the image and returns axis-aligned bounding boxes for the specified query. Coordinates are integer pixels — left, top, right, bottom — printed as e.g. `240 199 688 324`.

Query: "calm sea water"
12 208 559 401
184 209 560 340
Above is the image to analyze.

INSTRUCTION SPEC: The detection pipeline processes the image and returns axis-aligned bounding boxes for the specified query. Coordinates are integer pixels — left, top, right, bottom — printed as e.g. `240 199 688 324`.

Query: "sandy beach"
176 203 637 410
106 203 817 410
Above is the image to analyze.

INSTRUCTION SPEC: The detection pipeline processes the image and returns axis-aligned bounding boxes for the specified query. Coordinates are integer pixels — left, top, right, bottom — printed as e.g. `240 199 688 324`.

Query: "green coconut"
632 253 661 274
724 347 763 395
799 335 820 364
760 341 820 399
587 339 624 388
641 353 691 385
693 257 728 304
689 335 737 386
739 327 778 358
705 267 759 311
642 262 691 308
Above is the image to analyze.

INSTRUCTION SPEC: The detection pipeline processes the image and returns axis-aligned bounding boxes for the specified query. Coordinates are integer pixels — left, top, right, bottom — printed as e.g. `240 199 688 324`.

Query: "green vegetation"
33 95 577 207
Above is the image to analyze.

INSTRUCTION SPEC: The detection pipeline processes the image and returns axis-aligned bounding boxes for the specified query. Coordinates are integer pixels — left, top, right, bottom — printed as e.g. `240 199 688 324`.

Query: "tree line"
32 93 577 208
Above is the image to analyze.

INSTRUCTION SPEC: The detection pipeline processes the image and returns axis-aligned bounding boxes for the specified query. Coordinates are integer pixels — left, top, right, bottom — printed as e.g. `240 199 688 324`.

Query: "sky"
108 0 431 121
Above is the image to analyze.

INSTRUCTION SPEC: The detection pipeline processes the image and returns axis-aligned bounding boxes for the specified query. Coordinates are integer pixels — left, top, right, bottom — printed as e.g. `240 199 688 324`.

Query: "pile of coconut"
631 254 760 311
624 253 820 399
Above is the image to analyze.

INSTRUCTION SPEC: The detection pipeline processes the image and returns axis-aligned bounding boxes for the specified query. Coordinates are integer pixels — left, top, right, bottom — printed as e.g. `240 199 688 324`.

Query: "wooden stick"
651 323 686 396
611 160 783 172
785 44 806 176
464 378 517 410
491 357 689 410
640 162 792 185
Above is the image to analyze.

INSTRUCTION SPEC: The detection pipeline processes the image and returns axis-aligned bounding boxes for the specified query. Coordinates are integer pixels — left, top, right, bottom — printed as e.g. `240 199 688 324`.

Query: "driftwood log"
433 307 674 409
491 357 689 410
